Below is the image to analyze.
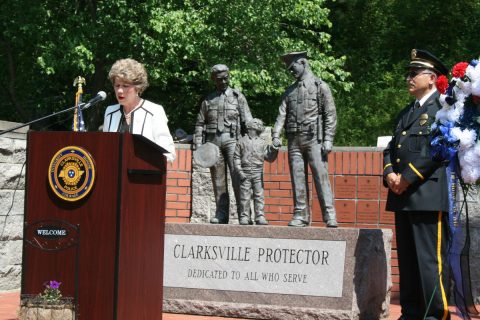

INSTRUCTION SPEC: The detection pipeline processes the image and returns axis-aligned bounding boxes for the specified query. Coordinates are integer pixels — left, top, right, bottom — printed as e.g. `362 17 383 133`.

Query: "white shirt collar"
417 88 437 106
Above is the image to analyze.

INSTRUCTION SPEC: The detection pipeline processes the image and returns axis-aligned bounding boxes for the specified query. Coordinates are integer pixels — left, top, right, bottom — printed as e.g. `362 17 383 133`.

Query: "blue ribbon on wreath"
430 129 478 319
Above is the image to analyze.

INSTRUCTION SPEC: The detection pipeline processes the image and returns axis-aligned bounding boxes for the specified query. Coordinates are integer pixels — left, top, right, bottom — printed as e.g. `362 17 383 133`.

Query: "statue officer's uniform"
195 87 252 223
273 52 337 227
383 49 450 320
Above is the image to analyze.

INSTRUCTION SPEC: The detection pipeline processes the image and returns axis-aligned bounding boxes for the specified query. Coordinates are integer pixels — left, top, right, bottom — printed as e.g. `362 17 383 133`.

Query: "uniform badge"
419 113 429 126
48 146 96 202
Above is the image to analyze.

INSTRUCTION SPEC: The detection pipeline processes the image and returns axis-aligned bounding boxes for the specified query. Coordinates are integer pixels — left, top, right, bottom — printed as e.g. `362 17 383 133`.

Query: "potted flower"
18 280 75 320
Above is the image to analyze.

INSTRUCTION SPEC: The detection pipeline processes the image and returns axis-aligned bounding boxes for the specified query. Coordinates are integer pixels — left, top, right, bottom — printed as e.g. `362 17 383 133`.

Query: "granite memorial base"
163 223 392 320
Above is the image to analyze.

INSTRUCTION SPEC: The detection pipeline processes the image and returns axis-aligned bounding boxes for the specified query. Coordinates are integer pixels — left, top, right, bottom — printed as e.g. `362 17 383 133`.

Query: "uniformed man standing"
195 64 253 224
272 51 338 228
383 49 450 319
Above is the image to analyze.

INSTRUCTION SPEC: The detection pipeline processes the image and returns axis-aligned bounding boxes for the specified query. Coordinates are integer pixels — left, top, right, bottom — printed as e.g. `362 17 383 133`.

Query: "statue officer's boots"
288 210 309 227
255 214 268 225
238 211 253 225
326 219 338 228
239 216 250 225
324 212 338 228
210 211 229 224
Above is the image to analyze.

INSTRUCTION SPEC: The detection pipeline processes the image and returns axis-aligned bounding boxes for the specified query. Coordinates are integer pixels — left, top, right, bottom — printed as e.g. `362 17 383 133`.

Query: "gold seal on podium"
48 146 96 202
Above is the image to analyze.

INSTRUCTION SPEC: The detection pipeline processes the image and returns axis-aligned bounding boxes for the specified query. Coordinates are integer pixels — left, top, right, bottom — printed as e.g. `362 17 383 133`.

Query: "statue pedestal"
163 223 392 320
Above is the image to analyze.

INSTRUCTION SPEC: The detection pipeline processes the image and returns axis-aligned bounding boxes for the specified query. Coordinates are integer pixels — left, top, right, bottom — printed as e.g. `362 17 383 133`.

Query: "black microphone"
81 91 107 109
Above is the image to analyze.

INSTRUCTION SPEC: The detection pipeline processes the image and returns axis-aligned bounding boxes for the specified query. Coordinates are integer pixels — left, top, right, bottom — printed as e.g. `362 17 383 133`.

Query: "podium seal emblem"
48 146 96 202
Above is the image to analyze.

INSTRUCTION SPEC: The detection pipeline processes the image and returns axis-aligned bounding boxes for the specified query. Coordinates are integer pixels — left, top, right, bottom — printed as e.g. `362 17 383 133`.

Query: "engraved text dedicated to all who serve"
164 235 347 297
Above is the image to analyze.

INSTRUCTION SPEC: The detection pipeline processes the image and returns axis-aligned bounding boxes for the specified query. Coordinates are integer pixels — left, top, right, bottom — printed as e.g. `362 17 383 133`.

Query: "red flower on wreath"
436 75 449 94
452 62 469 78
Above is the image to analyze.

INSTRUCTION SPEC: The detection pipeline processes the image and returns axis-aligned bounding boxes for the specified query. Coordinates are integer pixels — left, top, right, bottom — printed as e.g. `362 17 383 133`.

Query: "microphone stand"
0 102 87 136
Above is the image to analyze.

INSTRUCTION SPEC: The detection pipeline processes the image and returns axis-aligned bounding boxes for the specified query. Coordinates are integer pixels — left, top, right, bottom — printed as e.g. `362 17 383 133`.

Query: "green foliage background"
1 0 479 145
328 0 480 145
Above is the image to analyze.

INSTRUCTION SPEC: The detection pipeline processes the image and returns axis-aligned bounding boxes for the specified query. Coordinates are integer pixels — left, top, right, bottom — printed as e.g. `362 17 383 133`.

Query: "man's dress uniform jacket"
383 91 448 212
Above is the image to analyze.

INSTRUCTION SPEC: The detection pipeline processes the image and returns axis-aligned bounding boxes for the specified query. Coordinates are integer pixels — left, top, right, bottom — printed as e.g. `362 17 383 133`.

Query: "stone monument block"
163 223 392 320
457 185 480 305
0 121 27 291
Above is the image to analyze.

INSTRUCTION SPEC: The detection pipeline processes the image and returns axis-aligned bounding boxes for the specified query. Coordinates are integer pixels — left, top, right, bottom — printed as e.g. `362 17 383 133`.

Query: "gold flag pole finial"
73 76 86 89
72 76 86 132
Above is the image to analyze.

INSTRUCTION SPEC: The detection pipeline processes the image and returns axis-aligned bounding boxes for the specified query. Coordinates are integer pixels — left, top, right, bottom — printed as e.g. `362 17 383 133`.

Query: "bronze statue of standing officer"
194 64 253 224
272 51 338 228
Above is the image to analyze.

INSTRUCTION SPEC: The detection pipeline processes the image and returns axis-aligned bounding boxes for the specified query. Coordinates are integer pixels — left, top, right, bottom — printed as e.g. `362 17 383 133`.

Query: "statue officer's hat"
407 49 448 76
281 51 307 69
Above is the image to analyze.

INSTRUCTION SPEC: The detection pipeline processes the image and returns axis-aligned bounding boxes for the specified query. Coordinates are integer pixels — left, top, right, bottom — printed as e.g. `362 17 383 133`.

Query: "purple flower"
48 280 61 289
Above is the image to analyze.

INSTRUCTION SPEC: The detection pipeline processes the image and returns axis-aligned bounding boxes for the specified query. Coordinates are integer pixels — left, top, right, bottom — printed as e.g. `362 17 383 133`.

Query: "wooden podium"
21 131 167 320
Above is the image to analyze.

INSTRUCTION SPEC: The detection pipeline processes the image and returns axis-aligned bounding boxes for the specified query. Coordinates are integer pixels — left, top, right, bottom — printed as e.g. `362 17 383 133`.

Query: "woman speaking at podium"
103 58 176 162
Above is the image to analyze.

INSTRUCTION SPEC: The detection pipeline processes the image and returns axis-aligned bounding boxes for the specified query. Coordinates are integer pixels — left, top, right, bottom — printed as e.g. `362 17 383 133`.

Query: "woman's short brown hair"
108 58 149 95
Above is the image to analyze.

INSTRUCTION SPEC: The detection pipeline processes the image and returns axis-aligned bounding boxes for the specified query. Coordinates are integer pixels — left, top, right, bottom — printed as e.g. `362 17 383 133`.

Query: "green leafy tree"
0 0 350 133
328 0 480 145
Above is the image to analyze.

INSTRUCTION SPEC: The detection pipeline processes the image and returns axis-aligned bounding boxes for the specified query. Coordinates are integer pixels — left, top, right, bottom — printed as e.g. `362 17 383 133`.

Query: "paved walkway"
0 290 470 320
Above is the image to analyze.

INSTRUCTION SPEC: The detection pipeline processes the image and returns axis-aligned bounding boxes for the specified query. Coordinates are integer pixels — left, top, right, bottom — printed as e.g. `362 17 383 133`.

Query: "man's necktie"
217 92 225 132
297 82 305 124
407 100 421 124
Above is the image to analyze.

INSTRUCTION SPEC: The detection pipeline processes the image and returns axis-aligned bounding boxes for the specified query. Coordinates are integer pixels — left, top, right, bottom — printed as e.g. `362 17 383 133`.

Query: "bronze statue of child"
234 118 278 225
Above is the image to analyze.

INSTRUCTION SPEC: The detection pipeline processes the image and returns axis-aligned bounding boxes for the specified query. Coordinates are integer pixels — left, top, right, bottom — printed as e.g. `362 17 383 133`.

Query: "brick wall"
165 146 193 223
165 144 398 296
